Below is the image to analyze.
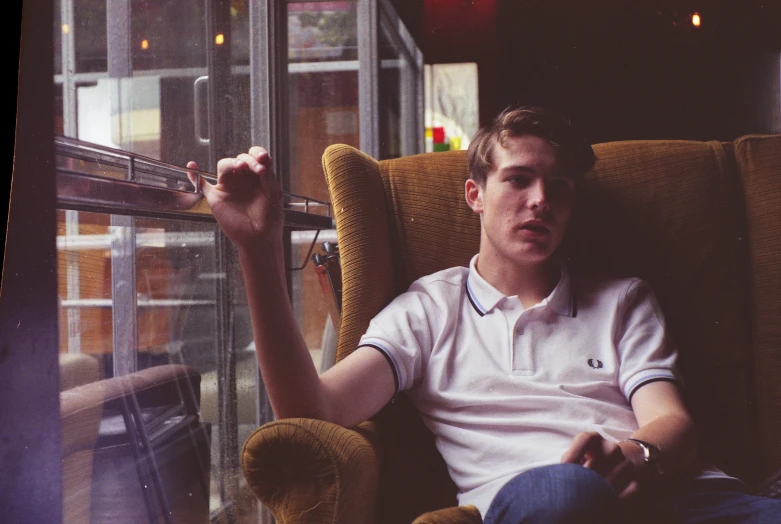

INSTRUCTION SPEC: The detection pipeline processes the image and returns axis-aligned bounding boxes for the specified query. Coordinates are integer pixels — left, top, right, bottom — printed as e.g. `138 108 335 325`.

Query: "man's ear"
465 178 484 214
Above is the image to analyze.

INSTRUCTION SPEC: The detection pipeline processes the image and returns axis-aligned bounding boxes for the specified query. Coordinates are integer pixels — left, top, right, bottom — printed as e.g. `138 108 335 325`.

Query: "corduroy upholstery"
734 136 781 475
241 136 781 523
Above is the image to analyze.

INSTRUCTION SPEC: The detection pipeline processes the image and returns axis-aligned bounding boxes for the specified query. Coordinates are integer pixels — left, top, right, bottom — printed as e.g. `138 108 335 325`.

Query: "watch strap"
623 438 664 477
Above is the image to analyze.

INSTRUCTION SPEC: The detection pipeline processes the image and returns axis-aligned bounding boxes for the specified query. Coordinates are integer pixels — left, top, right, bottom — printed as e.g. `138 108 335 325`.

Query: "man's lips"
518 220 550 233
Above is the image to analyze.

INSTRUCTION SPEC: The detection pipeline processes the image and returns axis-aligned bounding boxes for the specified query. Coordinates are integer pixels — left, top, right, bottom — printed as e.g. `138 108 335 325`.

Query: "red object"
433 127 446 144
424 0 497 62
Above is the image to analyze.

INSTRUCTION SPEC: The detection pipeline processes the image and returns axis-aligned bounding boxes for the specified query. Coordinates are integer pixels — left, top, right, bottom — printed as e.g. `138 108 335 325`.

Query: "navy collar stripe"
465 280 486 317
571 288 577 317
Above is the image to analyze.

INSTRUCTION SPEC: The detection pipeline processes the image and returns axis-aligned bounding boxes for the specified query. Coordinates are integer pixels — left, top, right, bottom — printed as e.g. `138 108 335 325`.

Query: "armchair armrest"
242 418 380 524
411 505 482 524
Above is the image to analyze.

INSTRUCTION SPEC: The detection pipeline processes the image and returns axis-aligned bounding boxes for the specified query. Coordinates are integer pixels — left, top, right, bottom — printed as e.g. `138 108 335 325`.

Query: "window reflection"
287 2 357 366
56 207 262 521
52 0 422 521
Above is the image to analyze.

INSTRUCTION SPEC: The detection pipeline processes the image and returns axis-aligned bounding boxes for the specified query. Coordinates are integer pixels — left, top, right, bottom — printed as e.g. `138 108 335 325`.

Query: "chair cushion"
734 134 781 481
577 140 755 481
379 150 479 291
322 144 397 363
377 141 757 480
59 353 102 392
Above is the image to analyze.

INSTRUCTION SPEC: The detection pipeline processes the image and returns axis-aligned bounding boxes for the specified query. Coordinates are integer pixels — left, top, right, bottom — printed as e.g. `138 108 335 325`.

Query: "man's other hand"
187 146 284 252
561 432 640 500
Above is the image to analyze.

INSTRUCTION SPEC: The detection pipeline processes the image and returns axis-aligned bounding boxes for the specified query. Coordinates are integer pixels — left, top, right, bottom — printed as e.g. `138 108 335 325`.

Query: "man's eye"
509 176 530 187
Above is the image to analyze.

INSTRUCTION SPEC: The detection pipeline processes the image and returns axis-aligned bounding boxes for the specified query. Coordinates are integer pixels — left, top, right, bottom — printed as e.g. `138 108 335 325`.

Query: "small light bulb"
215 33 225 45
141 39 149 50
62 24 70 35
692 13 701 27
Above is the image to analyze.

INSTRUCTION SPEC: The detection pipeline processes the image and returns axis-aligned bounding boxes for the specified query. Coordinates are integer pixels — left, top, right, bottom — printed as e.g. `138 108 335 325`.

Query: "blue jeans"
483 463 621 524
484 464 781 524
654 478 781 524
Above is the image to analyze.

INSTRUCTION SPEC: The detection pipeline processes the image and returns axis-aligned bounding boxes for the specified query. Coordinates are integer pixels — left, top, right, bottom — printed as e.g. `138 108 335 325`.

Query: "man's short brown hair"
466 105 596 186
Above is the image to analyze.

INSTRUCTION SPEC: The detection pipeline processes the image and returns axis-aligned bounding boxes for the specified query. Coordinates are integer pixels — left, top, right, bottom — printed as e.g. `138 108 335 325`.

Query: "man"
188 107 779 523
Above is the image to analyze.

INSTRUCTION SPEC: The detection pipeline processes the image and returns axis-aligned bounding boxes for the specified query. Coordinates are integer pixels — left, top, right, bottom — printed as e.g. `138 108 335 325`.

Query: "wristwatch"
623 438 665 478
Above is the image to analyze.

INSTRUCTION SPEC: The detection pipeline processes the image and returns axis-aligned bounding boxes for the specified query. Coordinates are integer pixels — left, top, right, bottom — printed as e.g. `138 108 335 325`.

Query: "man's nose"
528 180 549 210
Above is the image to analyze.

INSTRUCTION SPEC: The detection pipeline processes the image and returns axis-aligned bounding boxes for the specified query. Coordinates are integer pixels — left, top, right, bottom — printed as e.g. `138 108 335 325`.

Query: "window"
8 1 422 521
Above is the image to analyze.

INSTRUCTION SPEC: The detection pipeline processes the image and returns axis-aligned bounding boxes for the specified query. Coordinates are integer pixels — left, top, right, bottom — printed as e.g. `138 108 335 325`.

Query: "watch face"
626 438 664 477
645 442 664 477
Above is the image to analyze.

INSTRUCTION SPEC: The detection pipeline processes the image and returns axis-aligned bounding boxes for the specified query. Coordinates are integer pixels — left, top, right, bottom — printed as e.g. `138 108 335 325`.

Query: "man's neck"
474 253 561 309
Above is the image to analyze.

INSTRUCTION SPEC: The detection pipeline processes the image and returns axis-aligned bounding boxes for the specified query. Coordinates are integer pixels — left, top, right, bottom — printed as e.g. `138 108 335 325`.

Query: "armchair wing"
242 419 380 524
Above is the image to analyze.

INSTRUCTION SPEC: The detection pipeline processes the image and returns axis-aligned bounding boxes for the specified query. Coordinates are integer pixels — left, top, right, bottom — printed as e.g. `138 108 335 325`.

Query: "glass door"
49 1 425 522
53 1 278 521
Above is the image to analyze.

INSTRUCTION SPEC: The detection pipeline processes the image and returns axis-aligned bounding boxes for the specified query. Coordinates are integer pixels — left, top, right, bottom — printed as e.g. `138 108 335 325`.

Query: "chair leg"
121 394 174 524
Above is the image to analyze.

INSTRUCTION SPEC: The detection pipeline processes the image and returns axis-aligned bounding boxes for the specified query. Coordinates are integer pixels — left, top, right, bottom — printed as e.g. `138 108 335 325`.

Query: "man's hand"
187 146 284 252
561 432 641 500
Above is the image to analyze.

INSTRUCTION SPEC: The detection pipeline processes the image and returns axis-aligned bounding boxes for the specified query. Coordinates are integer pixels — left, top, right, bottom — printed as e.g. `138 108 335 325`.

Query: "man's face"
465 134 576 267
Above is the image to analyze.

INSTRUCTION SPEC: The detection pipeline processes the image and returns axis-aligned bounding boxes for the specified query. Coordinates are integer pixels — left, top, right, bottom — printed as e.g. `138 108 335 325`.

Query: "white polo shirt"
359 255 682 516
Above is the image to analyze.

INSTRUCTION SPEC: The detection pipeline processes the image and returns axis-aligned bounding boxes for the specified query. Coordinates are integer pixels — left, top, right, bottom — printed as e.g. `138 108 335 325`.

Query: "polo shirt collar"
466 255 576 317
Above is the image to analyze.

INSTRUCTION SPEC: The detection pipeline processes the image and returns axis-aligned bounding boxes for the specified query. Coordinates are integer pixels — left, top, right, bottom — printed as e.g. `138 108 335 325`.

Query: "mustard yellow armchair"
242 137 781 523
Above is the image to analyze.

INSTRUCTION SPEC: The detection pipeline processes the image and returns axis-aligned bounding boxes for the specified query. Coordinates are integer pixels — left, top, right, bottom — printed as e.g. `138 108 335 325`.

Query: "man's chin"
509 248 556 266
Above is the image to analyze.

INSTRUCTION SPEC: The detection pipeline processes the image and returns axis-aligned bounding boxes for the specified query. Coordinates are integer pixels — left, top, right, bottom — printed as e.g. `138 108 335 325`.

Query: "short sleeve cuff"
623 368 679 402
359 337 403 394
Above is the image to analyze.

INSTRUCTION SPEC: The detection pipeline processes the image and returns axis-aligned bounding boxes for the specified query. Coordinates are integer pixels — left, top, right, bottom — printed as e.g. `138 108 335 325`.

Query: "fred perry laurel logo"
587 359 604 369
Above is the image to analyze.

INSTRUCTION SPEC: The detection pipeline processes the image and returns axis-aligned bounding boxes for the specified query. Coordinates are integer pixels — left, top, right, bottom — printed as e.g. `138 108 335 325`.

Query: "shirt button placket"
512 309 536 374
512 313 530 373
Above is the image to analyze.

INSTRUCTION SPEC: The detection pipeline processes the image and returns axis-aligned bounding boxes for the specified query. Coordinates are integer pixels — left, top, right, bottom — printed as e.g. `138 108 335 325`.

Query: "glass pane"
73 0 107 73
424 63 479 153
379 22 404 160
131 3 207 71
57 208 268 521
57 210 113 368
54 1 62 75
231 0 250 66
55 1 211 165
57 210 217 522
289 0 358 63
134 217 218 370
72 74 207 164
290 229 338 371
54 84 64 136
287 1 357 372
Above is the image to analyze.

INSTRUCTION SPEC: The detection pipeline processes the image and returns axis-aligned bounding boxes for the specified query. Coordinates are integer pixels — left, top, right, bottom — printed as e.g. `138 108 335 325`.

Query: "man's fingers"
588 442 625 477
236 153 272 175
618 480 639 500
605 457 635 493
186 161 199 184
248 146 272 167
186 161 213 197
242 149 282 200
215 157 256 189
561 432 600 464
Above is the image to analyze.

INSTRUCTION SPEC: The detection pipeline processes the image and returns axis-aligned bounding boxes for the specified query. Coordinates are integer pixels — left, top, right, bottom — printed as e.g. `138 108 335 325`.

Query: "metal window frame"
378 0 425 156
106 0 140 377
358 0 380 158
60 0 82 354
250 0 291 449
54 135 333 229
359 0 425 159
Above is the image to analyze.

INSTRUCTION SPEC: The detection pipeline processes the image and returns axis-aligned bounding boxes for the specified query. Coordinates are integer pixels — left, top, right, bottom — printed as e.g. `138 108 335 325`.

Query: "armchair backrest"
322 139 761 521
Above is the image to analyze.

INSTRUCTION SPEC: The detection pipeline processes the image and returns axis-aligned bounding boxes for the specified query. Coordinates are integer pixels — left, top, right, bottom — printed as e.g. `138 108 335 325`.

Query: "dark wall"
395 0 781 143
496 0 781 143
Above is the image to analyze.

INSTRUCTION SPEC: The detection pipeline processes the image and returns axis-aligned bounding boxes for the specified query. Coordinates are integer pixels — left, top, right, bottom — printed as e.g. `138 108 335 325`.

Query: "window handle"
193 76 210 145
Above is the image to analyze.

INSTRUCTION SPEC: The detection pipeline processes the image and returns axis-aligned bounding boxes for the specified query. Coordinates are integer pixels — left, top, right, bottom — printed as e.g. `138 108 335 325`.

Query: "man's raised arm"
188 147 395 428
